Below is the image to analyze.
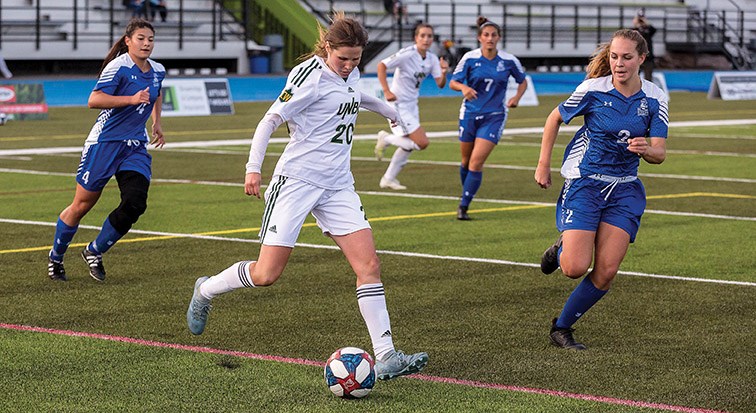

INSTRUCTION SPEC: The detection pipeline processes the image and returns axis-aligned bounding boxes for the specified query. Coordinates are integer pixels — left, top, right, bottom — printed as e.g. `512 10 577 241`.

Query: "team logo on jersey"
637 98 649 116
496 61 506 72
153 73 159 87
278 88 293 102
337 97 360 120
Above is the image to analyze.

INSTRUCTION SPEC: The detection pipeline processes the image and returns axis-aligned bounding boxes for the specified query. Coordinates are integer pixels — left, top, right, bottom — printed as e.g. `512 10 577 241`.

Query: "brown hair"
310 11 368 59
414 22 434 38
586 29 648 79
99 19 154 76
476 16 501 36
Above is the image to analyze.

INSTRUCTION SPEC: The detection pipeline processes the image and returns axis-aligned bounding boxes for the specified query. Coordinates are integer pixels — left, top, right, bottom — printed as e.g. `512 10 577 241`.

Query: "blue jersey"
86 54 165 144
559 76 669 178
451 48 526 118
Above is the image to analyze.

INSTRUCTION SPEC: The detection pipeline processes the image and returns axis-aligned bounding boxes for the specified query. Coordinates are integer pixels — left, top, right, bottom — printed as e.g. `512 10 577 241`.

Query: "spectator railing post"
109 0 115 47
35 0 40 50
74 0 79 50
574 5 578 49
526 4 532 49
179 0 184 50
212 1 217 49
597 6 602 46
502 3 507 48
450 3 455 49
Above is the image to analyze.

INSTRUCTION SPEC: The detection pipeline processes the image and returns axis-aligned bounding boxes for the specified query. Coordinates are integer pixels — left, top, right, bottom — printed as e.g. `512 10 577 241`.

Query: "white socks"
356 283 395 361
384 148 412 181
199 260 255 300
382 133 421 151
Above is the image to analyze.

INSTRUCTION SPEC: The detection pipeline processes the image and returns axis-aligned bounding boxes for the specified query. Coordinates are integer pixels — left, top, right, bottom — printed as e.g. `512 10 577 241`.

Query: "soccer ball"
0 112 7 126
324 347 376 399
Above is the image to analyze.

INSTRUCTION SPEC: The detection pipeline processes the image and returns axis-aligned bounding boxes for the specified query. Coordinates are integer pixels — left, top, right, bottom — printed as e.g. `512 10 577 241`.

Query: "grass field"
0 92 754 413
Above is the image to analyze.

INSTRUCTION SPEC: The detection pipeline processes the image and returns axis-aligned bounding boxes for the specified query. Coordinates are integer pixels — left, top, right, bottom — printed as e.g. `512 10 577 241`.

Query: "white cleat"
374 130 389 161
375 350 429 380
379 177 407 190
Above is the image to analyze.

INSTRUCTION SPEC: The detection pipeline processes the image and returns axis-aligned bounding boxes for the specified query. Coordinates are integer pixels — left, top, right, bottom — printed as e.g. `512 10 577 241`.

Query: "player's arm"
150 92 165 148
360 92 399 123
628 137 666 164
88 88 150 109
435 57 449 88
507 78 528 108
245 112 284 198
377 62 396 102
535 107 563 189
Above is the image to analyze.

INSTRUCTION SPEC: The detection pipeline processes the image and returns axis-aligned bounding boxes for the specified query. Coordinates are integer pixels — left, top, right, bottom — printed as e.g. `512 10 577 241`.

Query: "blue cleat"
187 276 211 335
375 350 429 380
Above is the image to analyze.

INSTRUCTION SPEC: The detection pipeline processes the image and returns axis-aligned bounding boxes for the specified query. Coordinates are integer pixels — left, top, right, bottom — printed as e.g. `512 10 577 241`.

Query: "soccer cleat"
379 176 407 190
540 233 563 274
456 205 471 221
187 276 212 335
549 318 587 350
81 248 106 281
374 130 389 161
375 350 429 380
48 256 67 281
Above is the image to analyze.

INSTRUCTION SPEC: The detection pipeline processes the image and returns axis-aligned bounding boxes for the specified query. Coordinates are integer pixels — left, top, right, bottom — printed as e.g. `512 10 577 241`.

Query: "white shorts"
259 176 371 247
389 100 421 137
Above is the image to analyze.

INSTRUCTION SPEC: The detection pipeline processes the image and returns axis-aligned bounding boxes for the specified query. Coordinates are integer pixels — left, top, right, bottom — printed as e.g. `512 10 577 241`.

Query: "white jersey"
266 55 362 190
381 45 442 103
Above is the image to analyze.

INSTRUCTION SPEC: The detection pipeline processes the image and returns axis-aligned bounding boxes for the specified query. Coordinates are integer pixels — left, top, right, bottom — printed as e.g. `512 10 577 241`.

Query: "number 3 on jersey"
330 123 354 145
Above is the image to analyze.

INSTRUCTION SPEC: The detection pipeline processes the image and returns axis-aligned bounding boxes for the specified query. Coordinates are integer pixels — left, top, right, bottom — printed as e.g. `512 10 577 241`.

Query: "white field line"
1 167 754 222
2 118 755 157
2 217 754 287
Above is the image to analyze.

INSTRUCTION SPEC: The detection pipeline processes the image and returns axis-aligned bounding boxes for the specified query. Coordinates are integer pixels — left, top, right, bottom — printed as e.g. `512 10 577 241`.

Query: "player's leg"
187 177 315 335
318 188 427 380
458 137 496 219
48 184 101 281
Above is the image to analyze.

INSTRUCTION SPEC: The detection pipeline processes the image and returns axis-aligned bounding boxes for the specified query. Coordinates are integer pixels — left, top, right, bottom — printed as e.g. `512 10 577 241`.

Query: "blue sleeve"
451 59 468 84
648 98 669 138
94 65 122 95
510 60 526 84
558 89 592 125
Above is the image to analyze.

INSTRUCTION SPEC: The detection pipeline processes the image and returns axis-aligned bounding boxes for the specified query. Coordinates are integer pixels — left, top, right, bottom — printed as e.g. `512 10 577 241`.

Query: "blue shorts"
458 112 507 144
555 176 646 243
76 140 152 191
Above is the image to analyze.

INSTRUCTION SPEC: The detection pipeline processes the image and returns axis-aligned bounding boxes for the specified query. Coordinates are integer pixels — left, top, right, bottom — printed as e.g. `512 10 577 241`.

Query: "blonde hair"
586 29 648 78
310 11 368 59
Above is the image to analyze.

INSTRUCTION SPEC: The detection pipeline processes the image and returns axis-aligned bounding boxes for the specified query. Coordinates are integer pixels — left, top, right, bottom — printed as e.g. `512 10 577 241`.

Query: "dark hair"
476 16 501 36
586 29 648 79
311 11 368 59
414 22 434 38
99 19 155 76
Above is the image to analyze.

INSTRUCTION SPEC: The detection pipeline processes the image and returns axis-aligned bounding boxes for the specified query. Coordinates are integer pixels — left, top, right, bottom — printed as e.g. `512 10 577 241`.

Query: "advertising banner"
707 71 756 100
161 78 234 117
0 83 49 120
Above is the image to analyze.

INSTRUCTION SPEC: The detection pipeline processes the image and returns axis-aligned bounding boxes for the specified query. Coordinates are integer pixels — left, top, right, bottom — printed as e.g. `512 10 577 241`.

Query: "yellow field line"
1 192 751 254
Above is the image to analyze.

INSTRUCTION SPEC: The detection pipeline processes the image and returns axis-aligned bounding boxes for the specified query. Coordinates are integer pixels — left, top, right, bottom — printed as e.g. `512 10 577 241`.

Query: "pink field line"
1 323 725 413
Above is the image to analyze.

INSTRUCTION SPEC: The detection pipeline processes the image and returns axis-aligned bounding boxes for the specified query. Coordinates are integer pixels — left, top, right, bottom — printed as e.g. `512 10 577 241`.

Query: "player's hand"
384 90 397 102
627 137 649 157
150 122 165 148
506 97 520 108
462 85 478 101
244 172 262 198
534 164 552 189
132 87 150 105
439 57 450 73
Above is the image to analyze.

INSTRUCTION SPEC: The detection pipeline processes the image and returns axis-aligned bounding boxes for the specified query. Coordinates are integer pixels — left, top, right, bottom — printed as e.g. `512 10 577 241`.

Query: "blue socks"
459 165 469 186
460 170 482 208
88 218 124 255
556 276 608 329
49 218 78 261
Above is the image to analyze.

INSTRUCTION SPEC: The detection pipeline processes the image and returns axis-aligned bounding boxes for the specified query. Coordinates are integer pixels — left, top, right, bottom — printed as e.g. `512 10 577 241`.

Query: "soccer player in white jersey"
373 23 449 190
186 12 428 381
535 29 669 350
47 19 165 282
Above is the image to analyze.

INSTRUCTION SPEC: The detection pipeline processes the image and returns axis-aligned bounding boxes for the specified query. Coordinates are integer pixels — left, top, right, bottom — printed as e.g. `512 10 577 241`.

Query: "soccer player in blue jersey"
449 16 527 220
535 29 669 350
47 19 165 282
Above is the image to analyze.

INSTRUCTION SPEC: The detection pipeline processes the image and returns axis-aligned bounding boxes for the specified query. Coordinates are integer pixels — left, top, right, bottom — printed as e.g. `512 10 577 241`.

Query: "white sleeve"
245 113 284 174
359 92 398 122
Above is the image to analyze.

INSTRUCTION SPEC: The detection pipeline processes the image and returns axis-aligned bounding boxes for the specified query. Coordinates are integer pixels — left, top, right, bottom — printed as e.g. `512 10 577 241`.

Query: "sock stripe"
237 261 254 288
356 285 385 300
